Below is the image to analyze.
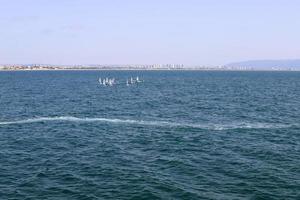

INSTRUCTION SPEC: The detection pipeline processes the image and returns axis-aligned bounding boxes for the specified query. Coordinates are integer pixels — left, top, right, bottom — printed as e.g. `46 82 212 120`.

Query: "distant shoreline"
0 68 299 72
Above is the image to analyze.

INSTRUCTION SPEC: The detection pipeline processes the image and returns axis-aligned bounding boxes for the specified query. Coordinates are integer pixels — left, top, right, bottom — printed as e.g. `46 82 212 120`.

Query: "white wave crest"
0 116 296 130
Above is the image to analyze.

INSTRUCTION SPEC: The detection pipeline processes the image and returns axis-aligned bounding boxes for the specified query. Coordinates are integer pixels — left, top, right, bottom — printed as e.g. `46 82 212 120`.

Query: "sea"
0 70 299 200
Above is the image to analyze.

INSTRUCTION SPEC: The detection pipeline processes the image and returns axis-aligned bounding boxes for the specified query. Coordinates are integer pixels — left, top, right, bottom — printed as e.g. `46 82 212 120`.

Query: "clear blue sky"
0 0 299 65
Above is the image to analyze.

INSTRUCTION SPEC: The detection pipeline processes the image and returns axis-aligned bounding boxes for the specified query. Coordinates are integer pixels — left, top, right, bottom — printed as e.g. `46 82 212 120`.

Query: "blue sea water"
0 70 299 199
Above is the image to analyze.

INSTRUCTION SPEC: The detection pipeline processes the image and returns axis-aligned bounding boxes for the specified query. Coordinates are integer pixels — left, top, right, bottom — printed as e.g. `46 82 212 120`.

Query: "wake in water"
0 116 296 130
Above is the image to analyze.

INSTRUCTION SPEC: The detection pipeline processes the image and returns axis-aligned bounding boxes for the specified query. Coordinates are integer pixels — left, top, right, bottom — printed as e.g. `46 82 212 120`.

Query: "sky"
0 0 300 65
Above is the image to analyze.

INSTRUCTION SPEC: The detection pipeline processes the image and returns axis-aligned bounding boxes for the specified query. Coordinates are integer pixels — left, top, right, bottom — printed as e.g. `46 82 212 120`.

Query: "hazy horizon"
1 0 300 65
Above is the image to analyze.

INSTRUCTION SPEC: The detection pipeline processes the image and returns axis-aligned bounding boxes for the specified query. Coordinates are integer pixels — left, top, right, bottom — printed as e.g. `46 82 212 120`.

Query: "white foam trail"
0 116 296 130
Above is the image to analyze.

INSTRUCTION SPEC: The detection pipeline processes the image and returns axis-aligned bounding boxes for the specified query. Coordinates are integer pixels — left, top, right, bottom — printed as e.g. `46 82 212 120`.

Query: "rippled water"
0 71 299 199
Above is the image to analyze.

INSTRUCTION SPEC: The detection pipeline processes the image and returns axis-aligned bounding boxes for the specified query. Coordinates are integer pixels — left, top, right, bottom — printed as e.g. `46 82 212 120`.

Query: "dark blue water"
0 71 299 199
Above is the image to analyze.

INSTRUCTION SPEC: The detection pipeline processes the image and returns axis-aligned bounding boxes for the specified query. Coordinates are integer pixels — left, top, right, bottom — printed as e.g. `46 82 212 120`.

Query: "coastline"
0 68 299 72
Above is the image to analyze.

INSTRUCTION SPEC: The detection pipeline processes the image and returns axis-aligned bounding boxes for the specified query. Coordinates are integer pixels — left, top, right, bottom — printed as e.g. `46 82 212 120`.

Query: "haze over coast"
225 59 300 70
1 59 300 71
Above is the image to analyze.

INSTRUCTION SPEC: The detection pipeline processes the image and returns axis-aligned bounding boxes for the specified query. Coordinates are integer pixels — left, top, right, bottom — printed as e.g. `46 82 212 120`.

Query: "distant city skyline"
1 0 300 65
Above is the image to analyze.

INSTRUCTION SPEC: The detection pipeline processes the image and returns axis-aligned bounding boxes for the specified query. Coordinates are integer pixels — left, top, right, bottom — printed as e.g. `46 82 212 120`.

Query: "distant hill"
225 59 300 70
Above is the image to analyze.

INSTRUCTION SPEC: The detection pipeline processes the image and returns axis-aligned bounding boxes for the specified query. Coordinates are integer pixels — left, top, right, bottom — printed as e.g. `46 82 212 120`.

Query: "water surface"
0 71 299 199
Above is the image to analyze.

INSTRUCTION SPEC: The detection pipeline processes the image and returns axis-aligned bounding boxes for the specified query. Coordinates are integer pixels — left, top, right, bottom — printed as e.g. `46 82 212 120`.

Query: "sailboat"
136 76 142 83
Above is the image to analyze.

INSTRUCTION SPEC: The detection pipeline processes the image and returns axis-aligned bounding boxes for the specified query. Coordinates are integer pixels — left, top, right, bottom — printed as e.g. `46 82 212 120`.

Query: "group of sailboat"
98 77 116 86
98 76 142 87
126 76 142 86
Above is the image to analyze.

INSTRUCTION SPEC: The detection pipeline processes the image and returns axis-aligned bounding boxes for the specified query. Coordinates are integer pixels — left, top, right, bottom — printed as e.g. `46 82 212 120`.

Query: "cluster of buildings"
0 64 93 70
0 64 186 70
0 64 223 70
0 64 297 71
